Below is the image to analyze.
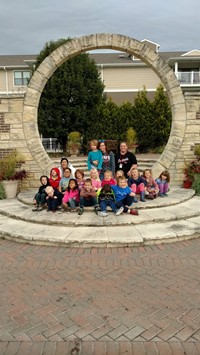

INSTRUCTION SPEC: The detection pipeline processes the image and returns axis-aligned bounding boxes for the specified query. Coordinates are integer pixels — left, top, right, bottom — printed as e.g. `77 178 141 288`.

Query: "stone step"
0 188 198 228
0 188 199 247
0 207 199 247
52 155 159 173
17 186 194 209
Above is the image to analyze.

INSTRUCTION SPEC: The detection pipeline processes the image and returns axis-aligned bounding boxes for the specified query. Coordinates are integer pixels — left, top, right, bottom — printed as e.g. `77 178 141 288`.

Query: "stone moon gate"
1 33 200 187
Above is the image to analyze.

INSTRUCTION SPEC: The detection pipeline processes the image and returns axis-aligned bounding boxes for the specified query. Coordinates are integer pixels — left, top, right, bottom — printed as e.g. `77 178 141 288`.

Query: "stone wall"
0 34 199 188
0 92 199 187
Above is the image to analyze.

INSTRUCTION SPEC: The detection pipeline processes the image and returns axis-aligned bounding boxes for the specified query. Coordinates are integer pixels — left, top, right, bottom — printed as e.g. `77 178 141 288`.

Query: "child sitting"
128 168 147 202
143 169 159 199
62 179 80 212
101 170 116 187
45 186 63 213
75 169 85 190
156 170 170 197
90 168 102 191
49 167 61 190
87 139 103 171
97 184 117 217
111 176 139 215
32 175 50 211
58 167 71 194
115 170 125 180
78 178 98 215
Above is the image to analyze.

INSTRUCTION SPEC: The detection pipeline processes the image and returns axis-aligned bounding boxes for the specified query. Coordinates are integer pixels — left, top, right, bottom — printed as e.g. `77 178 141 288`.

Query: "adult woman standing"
115 141 137 178
98 141 115 181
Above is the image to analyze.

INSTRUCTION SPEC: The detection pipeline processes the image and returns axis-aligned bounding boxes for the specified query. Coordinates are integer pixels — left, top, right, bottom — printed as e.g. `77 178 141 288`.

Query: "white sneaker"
116 207 124 216
98 211 108 217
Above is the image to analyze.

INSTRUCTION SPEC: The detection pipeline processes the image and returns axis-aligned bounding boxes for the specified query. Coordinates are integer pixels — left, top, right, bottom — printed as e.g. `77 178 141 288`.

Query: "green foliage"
127 85 172 152
68 131 81 143
194 145 200 157
150 146 165 154
85 99 128 144
184 157 200 182
126 127 137 146
151 84 172 148
0 182 6 199
68 131 82 150
35 40 172 154
131 88 154 152
36 39 105 151
0 150 25 181
192 174 200 195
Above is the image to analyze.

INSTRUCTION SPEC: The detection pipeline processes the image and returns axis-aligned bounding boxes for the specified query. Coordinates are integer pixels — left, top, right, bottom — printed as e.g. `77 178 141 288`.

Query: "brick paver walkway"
0 239 200 354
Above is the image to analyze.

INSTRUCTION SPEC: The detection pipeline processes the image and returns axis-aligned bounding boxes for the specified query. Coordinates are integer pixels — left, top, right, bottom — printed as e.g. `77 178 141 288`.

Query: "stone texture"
0 34 200 188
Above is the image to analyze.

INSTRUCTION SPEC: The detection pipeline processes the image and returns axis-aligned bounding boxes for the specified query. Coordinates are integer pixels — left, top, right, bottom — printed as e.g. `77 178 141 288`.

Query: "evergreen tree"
152 84 172 148
35 39 105 151
131 88 154 152
86 99 128 144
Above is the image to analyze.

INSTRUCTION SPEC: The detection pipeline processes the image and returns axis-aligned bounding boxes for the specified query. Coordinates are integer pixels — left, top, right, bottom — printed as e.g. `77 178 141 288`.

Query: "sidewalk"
0 238 200 354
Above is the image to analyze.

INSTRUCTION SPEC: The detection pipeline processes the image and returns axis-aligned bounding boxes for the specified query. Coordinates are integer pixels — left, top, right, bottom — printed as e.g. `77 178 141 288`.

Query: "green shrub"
192 174 200 195
126 127 137 146
194 145 200 157
0 182 6 199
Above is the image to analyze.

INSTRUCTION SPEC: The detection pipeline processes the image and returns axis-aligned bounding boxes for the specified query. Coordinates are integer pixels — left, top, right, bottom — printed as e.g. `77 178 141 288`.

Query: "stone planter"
183 180 192 189
2 180 19 198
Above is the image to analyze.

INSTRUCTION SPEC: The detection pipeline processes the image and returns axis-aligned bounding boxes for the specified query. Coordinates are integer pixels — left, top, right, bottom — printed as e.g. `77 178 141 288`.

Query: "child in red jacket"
101 170 116 187
49 167 61 190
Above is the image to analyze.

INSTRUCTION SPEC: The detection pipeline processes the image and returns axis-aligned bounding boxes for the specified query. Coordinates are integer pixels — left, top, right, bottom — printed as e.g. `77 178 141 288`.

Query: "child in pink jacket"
62 179 80 212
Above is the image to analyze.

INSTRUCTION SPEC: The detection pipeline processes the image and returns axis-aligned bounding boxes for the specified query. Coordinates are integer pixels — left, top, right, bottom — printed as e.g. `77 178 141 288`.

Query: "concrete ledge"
0 187 199 247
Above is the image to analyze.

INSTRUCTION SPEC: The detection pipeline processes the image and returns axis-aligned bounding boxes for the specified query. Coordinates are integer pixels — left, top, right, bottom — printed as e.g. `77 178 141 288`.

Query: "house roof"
0 50 199 69
0 55 37 67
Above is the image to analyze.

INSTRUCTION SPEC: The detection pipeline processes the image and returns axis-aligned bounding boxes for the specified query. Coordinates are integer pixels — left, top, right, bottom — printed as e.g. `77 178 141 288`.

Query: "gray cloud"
0 0 199 54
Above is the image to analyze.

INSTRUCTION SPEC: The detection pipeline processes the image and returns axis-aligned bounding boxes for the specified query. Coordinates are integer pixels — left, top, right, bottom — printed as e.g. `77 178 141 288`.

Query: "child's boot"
140 192 146 202
78 207 84 215
37 204 44 211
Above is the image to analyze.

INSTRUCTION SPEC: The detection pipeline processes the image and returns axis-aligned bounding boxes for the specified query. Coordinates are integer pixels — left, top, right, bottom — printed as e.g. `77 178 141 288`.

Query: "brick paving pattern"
0 238 200 354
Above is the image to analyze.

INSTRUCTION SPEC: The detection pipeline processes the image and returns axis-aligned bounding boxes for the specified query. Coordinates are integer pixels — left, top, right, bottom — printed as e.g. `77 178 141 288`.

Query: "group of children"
33 162 170 216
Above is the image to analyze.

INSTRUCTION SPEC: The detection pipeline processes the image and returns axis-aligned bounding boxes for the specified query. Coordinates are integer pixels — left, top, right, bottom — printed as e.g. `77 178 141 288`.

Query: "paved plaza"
0 238 200 354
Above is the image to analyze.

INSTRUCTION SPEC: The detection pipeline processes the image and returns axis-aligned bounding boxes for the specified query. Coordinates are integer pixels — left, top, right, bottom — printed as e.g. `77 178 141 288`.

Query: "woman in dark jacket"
98 141 115 181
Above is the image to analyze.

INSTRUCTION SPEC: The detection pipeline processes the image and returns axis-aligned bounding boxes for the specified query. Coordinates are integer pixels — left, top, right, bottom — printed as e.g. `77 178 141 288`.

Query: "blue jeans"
34 192 46 205
115 195 134 213
99 200 117 212
80 196 98 208
46 197 61 211
67 198 79 209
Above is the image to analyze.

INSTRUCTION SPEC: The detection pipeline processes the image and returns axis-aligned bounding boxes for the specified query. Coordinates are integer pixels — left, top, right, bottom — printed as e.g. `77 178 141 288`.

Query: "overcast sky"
1 0 199 55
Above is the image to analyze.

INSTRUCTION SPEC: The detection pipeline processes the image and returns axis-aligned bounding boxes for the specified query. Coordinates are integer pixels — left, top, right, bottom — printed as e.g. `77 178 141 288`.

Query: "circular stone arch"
23 33 186 177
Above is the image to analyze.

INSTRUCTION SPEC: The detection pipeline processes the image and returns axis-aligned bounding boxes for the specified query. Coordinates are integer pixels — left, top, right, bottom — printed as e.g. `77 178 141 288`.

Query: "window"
14 71 31 86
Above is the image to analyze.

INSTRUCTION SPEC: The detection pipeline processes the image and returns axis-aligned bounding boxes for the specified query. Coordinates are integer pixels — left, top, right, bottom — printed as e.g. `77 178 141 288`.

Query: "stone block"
9 99 24 112
96 33 115 49
37 56 57 80
186 100 199 112
23 106 38 123
5 112 23 124
171 103 186 121
78 34 98 51
168 87 185 105
171 121 186 137
10 129 25 140
24 88 40 107
0 133 10 140
159 150 177 169
27 70 47 93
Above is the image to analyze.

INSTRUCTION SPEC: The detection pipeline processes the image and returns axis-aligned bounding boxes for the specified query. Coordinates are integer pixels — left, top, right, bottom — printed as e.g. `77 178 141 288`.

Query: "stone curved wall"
1 34 200 186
